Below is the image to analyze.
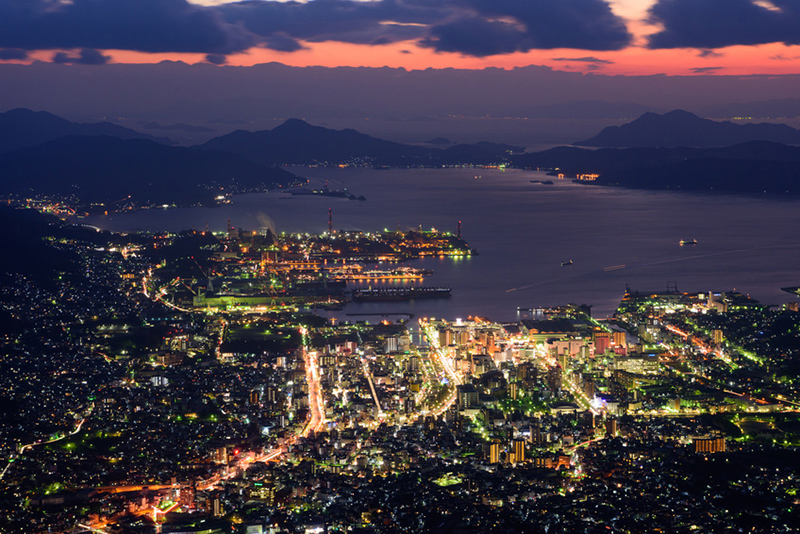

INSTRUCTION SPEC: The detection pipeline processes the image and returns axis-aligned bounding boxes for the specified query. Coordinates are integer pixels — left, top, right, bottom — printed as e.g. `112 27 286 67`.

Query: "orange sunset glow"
5 0 800 76
99 40 800 77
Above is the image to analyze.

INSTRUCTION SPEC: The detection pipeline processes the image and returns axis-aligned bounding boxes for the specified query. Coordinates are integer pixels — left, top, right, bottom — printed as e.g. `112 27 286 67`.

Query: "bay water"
85 167 800 321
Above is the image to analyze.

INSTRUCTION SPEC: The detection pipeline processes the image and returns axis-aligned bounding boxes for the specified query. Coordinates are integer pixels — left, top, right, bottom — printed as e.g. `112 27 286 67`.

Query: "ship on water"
679 239 698 246
352 287 451 302
326 265 433 281
361 266 433 280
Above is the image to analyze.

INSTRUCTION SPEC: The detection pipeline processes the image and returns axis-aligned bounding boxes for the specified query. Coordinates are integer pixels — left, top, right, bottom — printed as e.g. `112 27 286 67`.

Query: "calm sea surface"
84 167 800 321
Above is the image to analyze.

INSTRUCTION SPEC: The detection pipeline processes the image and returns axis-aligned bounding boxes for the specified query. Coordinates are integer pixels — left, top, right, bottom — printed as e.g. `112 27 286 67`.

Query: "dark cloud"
467 0 631 50
691 66 723 74
421 0 631 56
648 0 800 49
52 48 110 65
552 57 615 64
264 34 305 53
0 48 28 60
697 49 723 58
205 54 227 65
0 0 253 54
770 54 800 60
421 16 529 57
217 0 445 47
0 0 632 59
221 0 631 57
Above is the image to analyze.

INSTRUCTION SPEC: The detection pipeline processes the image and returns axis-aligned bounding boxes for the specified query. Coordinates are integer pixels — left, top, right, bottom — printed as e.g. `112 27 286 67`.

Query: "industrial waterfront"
85 166 800 319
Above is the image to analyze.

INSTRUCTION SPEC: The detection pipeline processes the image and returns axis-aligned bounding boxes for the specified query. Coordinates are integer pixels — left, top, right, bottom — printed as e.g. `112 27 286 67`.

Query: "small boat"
561 259 573 266
679 239 698 246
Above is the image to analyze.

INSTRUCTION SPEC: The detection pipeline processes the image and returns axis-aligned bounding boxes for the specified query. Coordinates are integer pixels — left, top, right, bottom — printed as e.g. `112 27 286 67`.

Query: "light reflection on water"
84 167 800 321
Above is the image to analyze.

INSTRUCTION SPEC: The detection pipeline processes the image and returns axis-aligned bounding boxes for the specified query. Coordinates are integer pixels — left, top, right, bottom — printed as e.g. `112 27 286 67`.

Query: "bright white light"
190 0 304 5
753 0 782 12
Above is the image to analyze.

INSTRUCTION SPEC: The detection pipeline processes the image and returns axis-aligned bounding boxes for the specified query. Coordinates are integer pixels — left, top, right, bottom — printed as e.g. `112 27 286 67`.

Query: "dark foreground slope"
0 136 297 208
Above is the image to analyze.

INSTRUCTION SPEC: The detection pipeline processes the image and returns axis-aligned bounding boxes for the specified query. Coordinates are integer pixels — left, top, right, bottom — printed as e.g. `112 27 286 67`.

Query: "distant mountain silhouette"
200 119 522 166
0 108 175 153
141 121 215 133
575 109 800 147
526 100 658 120
439 141 522 163
425 137 453 145
513 140 800 195
701 98 800 120
0 136 297 208
516 140 800 173
598 158 800 194
201 118 428 166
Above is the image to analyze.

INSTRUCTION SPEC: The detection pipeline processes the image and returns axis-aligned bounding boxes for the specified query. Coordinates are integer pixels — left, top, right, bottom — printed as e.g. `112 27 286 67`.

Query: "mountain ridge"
513 140 800 195
200 119 523 166
0 108 175 153
575 109 800 148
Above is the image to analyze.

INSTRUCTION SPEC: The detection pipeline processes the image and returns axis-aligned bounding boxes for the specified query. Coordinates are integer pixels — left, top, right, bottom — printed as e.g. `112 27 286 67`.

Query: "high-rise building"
713 329 724 344
439 328 452 347
385 336 400 353
585 412 596 429
486 332 496 352
605 418 617 437
530 422 544 445
425 416 436 432
456 384 479 409
558 353 568 372
180 482 196 508
513 438 526 463
707 292 728 313
693 433 726 453
212 495 223 517
356 455 369 470
612 331 626 347
594 332 611 354
584 379 595 399
249 482 276 505
547 366 562 392
489 441 500 464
